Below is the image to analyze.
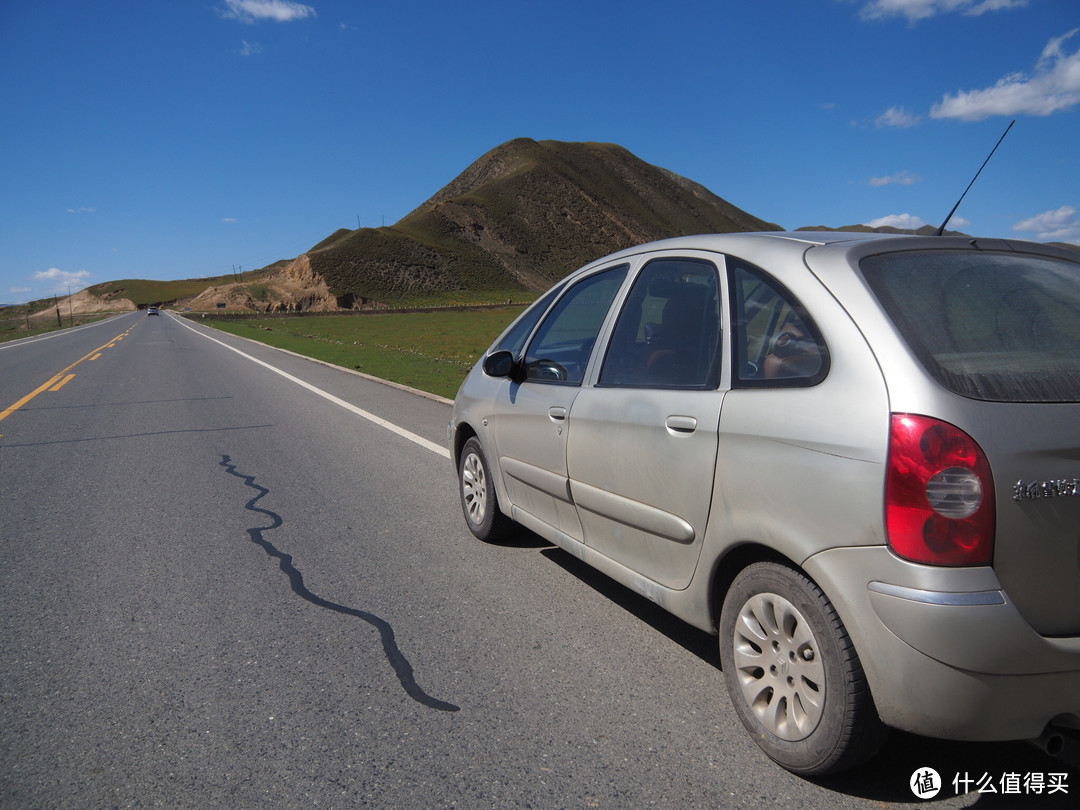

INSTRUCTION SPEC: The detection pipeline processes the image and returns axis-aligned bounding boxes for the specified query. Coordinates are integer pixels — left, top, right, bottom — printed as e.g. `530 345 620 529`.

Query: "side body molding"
501 456 573 502
571 479 696 544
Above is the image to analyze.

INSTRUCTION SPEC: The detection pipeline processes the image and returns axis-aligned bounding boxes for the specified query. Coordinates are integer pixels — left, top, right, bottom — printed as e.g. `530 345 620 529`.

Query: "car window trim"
520 263 631 387
596 256 724 391
727 257 831 389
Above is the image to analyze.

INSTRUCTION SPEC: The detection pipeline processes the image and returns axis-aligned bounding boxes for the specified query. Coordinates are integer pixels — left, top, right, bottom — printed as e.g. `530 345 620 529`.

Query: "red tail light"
886 414 995 566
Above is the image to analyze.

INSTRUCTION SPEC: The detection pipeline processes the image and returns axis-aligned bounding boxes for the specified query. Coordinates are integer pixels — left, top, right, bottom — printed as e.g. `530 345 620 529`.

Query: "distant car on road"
448 231 1080 775
147 306 159 315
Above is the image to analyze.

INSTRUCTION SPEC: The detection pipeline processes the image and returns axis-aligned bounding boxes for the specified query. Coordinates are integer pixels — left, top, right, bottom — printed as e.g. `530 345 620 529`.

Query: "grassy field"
0 307 112 343
199 306 528 399
87 273 271 306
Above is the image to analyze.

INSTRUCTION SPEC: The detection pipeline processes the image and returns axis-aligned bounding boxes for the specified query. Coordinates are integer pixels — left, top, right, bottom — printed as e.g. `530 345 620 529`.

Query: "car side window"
599 258 722 389
730 260 828 387
522 265 628 385
496 284 564 357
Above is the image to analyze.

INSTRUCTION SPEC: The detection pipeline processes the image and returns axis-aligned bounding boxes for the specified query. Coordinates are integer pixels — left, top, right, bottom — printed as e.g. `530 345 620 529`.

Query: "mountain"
795 224 968 237
301 138 780 305
797 225 1080 254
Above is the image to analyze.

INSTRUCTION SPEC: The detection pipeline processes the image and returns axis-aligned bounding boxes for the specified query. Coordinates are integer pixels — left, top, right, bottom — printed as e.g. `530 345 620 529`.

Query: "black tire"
718 562 887 775
458 437 512 542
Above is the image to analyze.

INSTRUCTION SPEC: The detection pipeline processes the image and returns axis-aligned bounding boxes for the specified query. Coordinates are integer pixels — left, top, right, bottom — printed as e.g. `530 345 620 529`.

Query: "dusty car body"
447 231 1080 774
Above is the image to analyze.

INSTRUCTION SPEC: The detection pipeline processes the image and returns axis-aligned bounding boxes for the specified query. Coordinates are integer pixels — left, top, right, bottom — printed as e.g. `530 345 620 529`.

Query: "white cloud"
35 268 91 282
875 106 920 128
1038 28 1080 70
239 40 263 56
869 171 921 186
931 29 1080 120
34 268 92 293
222 217 239 223
865 213 928 230
859 0 1027 23
66 206 96 214
220 0 316 24
1013 205 1080 243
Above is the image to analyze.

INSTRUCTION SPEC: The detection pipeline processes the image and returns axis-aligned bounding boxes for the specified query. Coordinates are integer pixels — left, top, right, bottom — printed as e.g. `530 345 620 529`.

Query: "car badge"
1012 478 1080 501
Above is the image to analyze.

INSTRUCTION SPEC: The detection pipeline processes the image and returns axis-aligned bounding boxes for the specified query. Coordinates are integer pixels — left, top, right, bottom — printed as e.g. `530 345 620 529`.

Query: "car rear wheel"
719 562 887 775
459 437 512 541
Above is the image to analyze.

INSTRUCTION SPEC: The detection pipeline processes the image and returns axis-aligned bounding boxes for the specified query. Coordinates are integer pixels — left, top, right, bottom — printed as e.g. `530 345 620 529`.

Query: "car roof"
574 231 892 266
570 231 1078 277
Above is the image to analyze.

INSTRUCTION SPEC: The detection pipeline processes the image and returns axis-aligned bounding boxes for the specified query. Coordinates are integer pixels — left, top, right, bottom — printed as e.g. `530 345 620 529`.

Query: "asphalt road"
1 311 1074 808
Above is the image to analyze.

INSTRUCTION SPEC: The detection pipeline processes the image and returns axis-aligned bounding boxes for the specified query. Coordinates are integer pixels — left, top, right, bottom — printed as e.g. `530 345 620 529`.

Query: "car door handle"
665 415 697 434
548 406 567 421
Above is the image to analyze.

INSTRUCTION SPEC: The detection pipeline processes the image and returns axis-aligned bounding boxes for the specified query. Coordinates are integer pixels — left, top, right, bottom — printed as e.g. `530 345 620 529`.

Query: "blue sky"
2 0 1078 304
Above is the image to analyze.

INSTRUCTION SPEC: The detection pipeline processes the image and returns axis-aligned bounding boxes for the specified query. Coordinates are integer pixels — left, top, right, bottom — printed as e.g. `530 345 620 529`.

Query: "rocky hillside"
305 138 780 304
185 255 340 313
25 287 137 322
24 138 1076 321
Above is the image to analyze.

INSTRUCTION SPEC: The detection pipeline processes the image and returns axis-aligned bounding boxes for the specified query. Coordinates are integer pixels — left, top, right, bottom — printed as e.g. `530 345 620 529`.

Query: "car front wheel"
719 562 887 775
458 437 511 542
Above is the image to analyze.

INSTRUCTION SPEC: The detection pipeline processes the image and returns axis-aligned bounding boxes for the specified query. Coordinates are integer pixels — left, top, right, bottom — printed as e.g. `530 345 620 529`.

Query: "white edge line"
0 311 131 351
233 331 453 406
172 313 450 459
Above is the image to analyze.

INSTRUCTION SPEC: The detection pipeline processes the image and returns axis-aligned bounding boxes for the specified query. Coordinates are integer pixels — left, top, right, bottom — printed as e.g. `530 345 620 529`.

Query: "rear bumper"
804 546 1080 741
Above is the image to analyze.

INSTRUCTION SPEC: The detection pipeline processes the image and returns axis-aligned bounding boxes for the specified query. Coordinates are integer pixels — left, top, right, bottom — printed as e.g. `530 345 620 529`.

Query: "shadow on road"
497 528 1078 805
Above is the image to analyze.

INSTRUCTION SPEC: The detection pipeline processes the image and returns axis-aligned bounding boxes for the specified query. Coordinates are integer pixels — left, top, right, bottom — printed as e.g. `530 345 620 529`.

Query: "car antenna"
934 119 1014 236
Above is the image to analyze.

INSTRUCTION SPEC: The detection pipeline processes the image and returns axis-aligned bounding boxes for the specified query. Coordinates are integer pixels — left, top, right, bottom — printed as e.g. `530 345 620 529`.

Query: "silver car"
447 232 1080 775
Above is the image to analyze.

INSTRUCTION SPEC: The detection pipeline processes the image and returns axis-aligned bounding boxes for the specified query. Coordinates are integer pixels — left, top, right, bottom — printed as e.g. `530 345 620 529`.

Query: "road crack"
220 454 459 712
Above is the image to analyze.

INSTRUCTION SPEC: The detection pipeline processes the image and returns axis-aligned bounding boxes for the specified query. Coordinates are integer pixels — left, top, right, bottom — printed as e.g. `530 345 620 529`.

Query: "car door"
566 256 726 589
490 264 629 541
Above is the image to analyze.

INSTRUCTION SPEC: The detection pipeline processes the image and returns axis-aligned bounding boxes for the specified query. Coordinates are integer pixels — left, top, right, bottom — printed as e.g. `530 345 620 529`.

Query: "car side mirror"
482 349 516 378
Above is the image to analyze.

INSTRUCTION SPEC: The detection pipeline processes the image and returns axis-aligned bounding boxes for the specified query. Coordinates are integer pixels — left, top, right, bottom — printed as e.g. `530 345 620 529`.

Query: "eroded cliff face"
265 254 342 311
29 288 136 322
184 255 343 313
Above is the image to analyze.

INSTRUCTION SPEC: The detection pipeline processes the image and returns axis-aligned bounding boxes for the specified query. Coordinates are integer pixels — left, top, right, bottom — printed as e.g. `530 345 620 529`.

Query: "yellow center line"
0 325 136 426
50 374 77 392
0 376 67 423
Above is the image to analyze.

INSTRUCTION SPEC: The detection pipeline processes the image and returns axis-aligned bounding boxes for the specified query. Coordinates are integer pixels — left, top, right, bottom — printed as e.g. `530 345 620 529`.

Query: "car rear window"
861 250 1080 402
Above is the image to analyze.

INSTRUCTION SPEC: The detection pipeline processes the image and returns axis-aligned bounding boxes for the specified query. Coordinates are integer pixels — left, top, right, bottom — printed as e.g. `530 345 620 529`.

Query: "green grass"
336 289 530 309
87 268 274 307
199 306 528 399
0 306 112 343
